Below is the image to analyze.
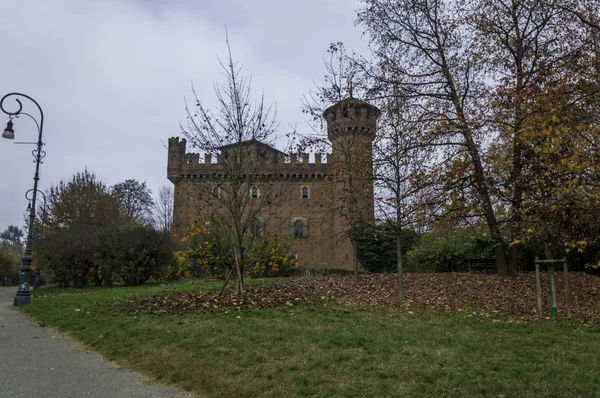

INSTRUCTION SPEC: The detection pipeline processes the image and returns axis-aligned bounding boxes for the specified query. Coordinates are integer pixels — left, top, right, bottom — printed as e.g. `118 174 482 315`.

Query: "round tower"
323 98 380 269
323 98 380 221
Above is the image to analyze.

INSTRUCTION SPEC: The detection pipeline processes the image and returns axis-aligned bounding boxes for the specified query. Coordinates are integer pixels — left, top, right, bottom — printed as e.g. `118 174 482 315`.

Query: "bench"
464 258 497 273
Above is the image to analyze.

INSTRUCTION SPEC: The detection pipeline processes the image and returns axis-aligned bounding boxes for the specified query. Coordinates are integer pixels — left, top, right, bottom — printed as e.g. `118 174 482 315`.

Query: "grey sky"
0 0 368 230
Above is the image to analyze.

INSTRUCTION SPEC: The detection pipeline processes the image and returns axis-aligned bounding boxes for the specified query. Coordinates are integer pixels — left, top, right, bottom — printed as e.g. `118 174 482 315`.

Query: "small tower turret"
323 98 380 144
167 137 186 183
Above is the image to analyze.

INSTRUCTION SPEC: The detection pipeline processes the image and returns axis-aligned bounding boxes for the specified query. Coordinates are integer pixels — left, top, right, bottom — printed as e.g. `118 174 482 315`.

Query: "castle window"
291 218 308 238
301 186 310 199
251 185 260 199
212 186 220 199
252 217 264 237
342 104 349 118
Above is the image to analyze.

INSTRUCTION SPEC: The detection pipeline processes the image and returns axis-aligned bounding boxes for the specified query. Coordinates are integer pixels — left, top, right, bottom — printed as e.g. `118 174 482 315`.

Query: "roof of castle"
217 138 286 156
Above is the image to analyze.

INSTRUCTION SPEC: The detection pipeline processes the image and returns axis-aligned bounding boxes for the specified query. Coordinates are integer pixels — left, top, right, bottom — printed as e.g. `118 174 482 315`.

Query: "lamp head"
2 119 14 140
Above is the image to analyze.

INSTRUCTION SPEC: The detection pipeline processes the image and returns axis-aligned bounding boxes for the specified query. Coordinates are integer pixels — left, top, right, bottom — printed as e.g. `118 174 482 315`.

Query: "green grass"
24 280 600 398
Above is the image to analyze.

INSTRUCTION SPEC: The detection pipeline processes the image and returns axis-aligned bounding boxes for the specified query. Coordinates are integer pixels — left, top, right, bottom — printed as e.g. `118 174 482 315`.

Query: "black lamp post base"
14 292 32 306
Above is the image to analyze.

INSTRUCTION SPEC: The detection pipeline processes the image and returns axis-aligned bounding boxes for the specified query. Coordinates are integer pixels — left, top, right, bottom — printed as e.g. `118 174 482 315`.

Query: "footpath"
0 287 185 398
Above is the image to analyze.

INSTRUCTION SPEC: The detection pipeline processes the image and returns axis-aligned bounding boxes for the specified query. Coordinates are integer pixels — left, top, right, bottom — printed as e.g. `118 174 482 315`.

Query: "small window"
342 104 349 118
301 186 310 199
212 186 220 199
291 218 308 238
251 185 260 199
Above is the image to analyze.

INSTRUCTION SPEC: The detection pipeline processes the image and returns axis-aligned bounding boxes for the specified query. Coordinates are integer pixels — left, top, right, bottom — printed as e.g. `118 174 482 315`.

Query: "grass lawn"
24 279 600 398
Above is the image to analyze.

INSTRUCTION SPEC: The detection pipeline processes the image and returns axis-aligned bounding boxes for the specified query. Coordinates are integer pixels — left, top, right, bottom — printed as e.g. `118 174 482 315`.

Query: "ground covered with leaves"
125 272 600 323
27 276 600 397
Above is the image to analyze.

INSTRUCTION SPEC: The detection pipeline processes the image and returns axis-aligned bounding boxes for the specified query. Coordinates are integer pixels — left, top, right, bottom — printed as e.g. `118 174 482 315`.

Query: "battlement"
323 97 380 140
167 136 330 182
180 151 329 168
168 136 186 151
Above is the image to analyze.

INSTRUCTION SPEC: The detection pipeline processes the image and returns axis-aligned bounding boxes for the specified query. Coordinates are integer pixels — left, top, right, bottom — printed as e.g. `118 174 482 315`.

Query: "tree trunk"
233 245 244 295
219 268 234 295
461 130 509 275
396 226 403 303
352 238 359 282
508 233 520 275
441 56 509 276
507 72 525 276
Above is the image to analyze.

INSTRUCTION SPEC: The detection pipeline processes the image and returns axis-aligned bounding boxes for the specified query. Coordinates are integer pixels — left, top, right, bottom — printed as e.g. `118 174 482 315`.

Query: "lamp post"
26 188 47 288
1 93 45 306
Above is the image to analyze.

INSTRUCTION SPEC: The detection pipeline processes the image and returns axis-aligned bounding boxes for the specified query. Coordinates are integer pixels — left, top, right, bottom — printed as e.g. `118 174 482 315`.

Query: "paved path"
0 287 185 398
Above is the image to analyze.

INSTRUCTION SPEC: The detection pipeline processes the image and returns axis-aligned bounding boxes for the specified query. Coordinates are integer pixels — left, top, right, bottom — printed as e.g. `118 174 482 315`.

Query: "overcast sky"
0 0 368 231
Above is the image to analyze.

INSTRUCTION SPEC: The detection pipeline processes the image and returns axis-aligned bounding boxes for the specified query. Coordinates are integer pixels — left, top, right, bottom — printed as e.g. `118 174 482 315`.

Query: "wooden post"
535 257 542 318
563 260 571 318
549 265 558 320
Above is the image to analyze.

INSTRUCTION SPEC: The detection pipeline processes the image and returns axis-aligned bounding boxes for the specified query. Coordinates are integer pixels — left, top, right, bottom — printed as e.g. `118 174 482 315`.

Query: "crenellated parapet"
323 97 381 141
167 136 330 182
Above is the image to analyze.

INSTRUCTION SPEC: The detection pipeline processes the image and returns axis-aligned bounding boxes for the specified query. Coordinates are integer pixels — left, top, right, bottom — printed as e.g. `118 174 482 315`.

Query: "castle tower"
167 137 187 234
323 98 380 268
167 137 186 183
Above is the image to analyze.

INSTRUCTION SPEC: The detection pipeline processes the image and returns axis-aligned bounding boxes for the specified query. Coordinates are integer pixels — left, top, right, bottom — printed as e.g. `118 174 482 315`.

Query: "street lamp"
26 188 47 288
1 93 45 306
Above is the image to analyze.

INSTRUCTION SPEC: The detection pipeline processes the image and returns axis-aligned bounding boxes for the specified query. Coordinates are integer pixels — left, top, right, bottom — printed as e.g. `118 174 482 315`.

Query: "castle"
167 98 380 270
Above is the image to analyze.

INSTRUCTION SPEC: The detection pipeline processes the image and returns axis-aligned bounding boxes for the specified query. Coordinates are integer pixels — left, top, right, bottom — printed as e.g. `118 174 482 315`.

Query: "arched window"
291 218 308 238
251 185 260 199
212 186 220 199
301 186 310 199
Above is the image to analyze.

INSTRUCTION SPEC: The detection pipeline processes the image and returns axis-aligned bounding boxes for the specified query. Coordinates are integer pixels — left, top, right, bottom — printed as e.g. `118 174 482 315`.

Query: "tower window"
301 186 310 199
291 218 308 238
342 104 349 118
212 186 220 199
251 185 260 199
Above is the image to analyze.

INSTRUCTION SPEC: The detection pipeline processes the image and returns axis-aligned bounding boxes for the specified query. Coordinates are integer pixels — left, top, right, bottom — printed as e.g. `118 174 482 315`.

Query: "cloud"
0 0 366 230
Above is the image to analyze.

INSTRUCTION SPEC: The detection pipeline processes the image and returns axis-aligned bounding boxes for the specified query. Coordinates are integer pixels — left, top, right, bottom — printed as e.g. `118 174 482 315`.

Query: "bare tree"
373 93 444 300
180 34 286 294
152 185 174 233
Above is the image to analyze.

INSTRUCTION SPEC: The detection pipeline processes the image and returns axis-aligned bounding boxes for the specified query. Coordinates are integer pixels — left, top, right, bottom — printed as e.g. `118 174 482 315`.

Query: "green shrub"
354 225 420 273
37 225 176 287
0 249 20 285
37 227 98 287
408 228 494 272
110 226 176 286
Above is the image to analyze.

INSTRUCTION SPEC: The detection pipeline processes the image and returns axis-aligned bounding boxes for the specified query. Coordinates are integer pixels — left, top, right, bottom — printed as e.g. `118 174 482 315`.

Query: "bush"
37 225 176 287
408 228 495 272
0 249 20 285
354 225 420 273
182 220 295 279
109 226 176 286
37 227 98 287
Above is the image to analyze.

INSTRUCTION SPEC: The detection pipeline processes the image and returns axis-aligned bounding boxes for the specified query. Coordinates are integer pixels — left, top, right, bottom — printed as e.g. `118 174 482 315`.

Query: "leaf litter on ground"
122 272 600 324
